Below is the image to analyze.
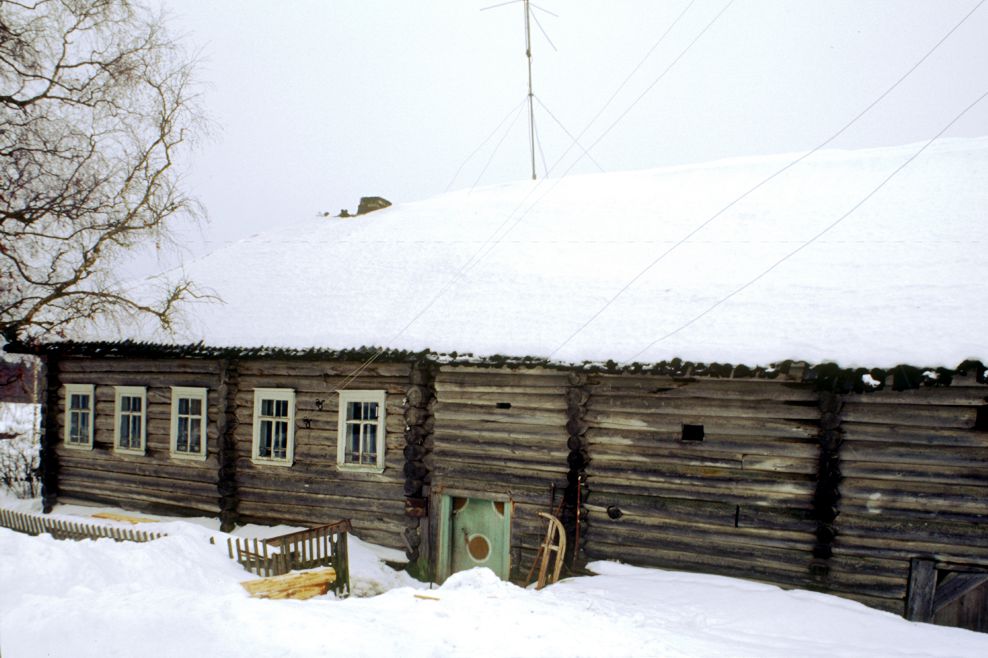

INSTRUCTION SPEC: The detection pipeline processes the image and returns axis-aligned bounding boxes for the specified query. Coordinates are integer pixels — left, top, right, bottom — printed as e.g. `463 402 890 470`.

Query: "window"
252 389 295 466
170 387 208 460
63 384 94 449
337 390 386 471
114 386 147 454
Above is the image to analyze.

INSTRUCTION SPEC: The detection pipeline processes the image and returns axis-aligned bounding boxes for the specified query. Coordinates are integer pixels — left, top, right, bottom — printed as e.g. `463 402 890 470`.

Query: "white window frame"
113 386 147 455
63 384 95 450
251 388 295 467
337 390 386 472
170 387 208 461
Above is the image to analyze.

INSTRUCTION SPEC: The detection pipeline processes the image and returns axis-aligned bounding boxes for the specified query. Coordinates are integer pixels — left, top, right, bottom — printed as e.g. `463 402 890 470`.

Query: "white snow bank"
3 513 988 657
67 137 987 369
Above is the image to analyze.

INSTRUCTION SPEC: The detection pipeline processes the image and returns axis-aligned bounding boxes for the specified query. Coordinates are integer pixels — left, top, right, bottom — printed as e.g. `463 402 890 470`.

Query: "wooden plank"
934 573 988 611
585 411 819 439
843 388 988 406
590 395 820 420
842 403 979 429
840 442 988 467
905 558 936 622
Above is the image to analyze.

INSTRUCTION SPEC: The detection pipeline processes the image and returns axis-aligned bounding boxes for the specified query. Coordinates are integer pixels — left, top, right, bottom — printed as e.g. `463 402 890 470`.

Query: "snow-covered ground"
2 497 986 658
0 403 40 499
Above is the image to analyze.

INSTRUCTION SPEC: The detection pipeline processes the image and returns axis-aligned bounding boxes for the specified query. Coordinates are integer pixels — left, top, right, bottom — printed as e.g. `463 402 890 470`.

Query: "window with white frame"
63 384 94 449
114 386 147 454
337 390 386 471
170 387 208 460
252 389 295 466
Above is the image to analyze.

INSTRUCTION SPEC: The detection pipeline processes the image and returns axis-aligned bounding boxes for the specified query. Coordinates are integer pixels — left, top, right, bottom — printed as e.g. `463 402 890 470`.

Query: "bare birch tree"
0 0 205 344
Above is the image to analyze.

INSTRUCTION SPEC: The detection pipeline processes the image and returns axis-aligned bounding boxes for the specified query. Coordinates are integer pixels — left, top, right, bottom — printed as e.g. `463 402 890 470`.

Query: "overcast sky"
154 0 987 262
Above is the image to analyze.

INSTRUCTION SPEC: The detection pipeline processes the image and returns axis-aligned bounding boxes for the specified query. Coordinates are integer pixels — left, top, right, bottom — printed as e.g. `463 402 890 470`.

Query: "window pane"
70 393 89 411
130 416 142 447
365 424 377 462
177 417 189 452
273 421 287 459
259 420 272 457
190 419 201 453
261 399 273 416
275 399 287 418
70 413 80 442
345 423 359 463
190 398 202 415
178 397 189 415
365 402 378 421
119 414 130 447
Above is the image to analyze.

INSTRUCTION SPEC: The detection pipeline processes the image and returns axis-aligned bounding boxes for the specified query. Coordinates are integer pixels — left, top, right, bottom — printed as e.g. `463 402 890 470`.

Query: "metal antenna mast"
523 0 536 180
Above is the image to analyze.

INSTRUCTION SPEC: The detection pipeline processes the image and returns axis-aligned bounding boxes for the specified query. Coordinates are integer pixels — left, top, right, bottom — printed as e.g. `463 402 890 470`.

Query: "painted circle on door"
467 534 491 562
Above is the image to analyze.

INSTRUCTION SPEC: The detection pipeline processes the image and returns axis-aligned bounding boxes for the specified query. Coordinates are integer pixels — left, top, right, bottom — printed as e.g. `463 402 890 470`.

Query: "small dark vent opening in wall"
976 405 988 432
495 402 512 410
681 423 704 442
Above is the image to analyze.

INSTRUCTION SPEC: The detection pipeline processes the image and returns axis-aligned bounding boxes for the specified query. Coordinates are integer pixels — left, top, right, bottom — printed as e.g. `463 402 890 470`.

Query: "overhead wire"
547 0 986 358
331 0 721 390
470 100 528 192
463 0 734 275
629 85 988 362
535 96 605 172
445 96 529 193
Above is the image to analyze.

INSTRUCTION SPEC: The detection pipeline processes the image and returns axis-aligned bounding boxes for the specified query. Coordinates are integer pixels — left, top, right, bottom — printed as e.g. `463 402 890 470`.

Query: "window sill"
337 463 385 474
170 451 208 462
113 447 146 457
61 442 93 451
250 457 294 468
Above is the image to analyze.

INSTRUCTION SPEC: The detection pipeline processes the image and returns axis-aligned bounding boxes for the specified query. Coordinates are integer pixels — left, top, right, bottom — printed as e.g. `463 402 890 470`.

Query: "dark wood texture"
55 356 224 516
431 366 571 579
232 359 411 550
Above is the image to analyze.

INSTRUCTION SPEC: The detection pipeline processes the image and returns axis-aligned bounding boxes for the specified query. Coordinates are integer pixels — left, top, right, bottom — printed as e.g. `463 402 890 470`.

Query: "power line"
445 97 528 193
463 0 734 275
546 0 986 359
329 1 718 390
470 100 528 192
535 96 605 172
629 86 988 362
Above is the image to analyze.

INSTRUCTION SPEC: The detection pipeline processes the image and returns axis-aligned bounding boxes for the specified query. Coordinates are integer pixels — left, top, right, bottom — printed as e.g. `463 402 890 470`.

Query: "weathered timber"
906 558 937 622
841 403 980 429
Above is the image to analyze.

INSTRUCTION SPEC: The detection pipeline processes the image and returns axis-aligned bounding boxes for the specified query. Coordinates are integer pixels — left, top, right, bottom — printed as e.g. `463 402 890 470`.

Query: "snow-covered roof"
89 137 988 368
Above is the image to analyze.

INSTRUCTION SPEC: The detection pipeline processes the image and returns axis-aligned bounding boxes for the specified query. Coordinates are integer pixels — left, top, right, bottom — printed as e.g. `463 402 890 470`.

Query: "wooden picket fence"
227 519 351 597
0 507 165 543
1 506 352 598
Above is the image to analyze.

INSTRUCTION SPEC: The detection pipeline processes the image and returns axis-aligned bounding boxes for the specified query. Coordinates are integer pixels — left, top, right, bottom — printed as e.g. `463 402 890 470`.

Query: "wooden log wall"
402 360 437 563
55 357 224 516
828 375 988 615
581 372 825 594
430 366 572 580
232 360 410 550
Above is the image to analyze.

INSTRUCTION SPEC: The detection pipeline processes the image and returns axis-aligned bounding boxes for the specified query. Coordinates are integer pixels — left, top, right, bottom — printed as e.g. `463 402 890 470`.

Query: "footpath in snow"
1 497 987 657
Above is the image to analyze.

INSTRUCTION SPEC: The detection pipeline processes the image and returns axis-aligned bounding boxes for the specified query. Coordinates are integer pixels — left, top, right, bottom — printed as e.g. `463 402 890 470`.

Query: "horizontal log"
235 455 404 483
841 403 979 429
841 422 988 448
60 468 219 498
434 382 570 397
59 358 223 375
430 474 563 503
831 536 988 563
586 476 814 507
433 431 569 454
585 411 819 439
236 360 411 378
434 402 568 426
839 460 988 486
840 442 988 468
429 440 567 463
237 374 409 394
236 471 404 501
589 513 815 554
436 371 572 388
431 454 567 478
837 513 988 542
587 431 820 460
589 395 821 420
433 419 568 441
434 390 566 412
590 376 817 401
838 502 988 524
58 451 219 480
238 487 405 518
58 477 220 514
843 388 988 406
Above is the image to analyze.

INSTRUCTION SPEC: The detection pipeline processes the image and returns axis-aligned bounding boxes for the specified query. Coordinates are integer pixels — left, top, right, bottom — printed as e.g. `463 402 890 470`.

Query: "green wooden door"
445 497 511 579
